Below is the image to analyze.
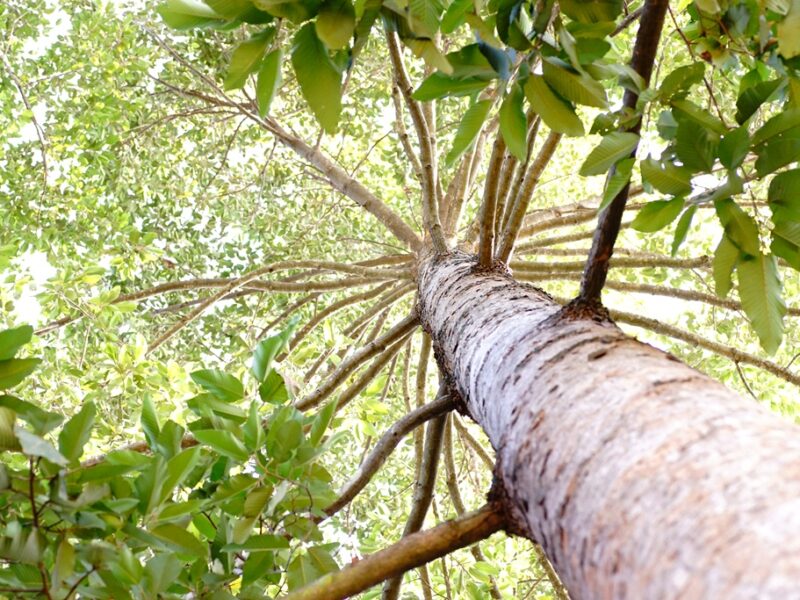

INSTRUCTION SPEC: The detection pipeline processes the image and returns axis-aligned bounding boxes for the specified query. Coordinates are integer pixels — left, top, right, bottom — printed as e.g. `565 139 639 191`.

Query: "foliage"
4 0 800 597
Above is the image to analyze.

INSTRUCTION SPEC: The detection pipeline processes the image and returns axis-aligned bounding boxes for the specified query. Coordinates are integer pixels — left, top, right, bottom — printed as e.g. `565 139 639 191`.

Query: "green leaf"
579 132 638 176
309 400 336 446
718 127 750 170
194 430 250 462
524 75 584 137
542 58 608 108
259 369 289 403
675 120 718 172
243 401 263 451
15 427 67 466
640 157 693 196
150 524 207 558
737 252 785 354
408 0 443 37
772 222 800 270
141 394 160 450
58 401 96 464
291 23 343 134
405 39 452 75
754 127 800 176
713 234 740 297
252 317 298 382
222 534 290 552
162 446 202 501
659 63 705 101
256 49 282 117
559 0 623 23
777 2 800 58
499 84 528 161
735 78 783 124
412 74 490 101
752 109 800 146
769 169 800 223
191 369 244 401
157 0 224 29
441 0 471 32
0 326 33 361
0 358 40 390
599 157 635 210
145 554 183 595
445 100 492 166
0 396 62 435
715 198 760 256
671 205 697 256
671 99 727 135
224 30 273 90
631 197 685 232
316 0 356 49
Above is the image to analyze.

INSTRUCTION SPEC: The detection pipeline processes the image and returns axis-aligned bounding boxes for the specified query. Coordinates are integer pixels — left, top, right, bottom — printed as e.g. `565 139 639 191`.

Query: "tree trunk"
417 251 800 599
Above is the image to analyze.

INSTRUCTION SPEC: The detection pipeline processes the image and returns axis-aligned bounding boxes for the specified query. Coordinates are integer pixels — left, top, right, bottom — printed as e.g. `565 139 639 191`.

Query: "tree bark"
417 251 800 599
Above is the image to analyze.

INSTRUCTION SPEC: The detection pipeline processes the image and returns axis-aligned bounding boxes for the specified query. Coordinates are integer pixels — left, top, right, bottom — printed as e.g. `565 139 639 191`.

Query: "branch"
296 314 420 411
281 504 505 600
286 282 396 356
382 405 448 599
478 135 507 268
343 283 416 338
147 27 422 250
413 335 432 480
386 31 447 253
323 394 455 518
609 308 800 387
510 255 711 273
495 131 563 263
391 82 424 182
328 335 412 412
443 417 502 599
578 0 669 304
522 220 635 248
452 416 494 471
497 114 541 241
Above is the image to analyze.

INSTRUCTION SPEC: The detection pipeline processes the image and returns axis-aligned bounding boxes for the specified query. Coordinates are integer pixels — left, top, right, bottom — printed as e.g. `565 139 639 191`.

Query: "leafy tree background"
2 0 800 596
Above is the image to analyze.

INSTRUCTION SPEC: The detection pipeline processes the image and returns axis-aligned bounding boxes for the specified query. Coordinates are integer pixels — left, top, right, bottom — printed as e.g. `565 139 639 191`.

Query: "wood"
418 251 800 599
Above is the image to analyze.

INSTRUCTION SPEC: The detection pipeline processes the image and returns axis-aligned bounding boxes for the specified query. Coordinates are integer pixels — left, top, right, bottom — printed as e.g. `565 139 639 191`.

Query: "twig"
281 504 505 600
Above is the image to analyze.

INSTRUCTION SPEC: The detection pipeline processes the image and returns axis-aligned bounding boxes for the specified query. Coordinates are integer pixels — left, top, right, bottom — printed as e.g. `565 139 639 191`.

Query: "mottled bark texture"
417 251 800 599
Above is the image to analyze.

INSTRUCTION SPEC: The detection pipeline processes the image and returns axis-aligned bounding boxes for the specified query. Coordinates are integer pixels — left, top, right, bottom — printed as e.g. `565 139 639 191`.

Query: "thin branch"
386 31 447 253
148 27 422 250
510 255 711 273
281 504 505 600
391 82 424 182
383 384 449 600
323 394 455 518
443 417 502 599
608 308 800 387
533 545 570 600
329 335 412 413
578 0 669 304
287 282 396 356
495 131 563 263
296 314 420 411
343 283 416 338
452 416 494 471
414 335 432 481
478 135 507 268
612 7 644 36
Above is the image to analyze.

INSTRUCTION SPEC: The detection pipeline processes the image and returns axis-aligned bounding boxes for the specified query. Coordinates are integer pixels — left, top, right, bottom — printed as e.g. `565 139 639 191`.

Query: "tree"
3 0 800 597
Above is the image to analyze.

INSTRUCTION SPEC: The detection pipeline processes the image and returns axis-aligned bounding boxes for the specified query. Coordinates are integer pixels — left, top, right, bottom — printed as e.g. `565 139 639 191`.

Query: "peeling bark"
417 251 800 599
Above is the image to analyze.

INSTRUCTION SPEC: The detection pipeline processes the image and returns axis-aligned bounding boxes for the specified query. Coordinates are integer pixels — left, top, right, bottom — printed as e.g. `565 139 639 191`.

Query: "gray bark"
417 251 800 599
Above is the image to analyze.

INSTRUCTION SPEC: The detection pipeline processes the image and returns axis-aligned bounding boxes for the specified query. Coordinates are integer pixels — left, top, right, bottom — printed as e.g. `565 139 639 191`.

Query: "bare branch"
281 504 505 600
443 417 502 599
511 255 711 274
496 131 563 263
578 0 669 304
386 31 447 253
297 314 420 411
287 282 397 355
478 135 507 268
452 416 494 471
323 394 455 518
383 383 449 600
610 308 800 387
